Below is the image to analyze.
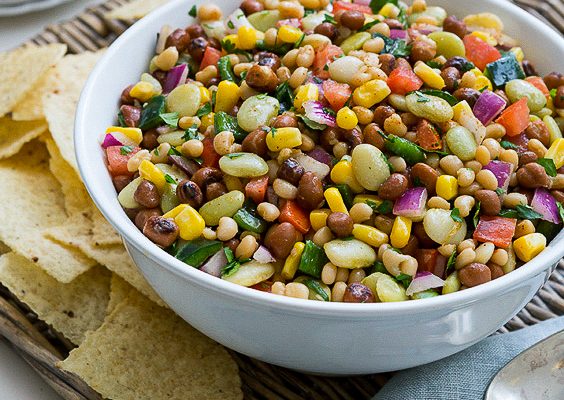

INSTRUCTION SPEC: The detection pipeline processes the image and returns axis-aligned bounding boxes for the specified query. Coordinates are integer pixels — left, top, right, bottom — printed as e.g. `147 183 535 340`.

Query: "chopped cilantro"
359 20 380 32
196 103 212 118
498 205 543 220
366 199 394 214
294 33 306 48
164 174 176 184
426 60 443 69
372 261 387 274
225 153 244 159
299 115 326 130
500 140 519 150
369 0 398 14
227 20 235 29
168 146 182 156
549 88 557 99
323 14 337 25
372 33 411 58
188 5 197 17
414 91 430 103
160 112 179 127
473 201 481 228
495 188 506 196
557 202 564 223
120 145 134 155
445 251 457 274
450 208 463 223
395 273 412 288
182 124 199 141
537 158 557 177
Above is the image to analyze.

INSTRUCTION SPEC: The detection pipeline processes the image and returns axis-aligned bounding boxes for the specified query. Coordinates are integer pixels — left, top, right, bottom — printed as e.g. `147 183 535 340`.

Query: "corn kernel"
324 187 348 214
352 224 389 247
278 25 304 43
200 112 215 129
390 216 412 248
353 194 382 207
281 242 306 280
436 175 458 200
330 159 364 193
222 34 239 49
237 26 257 50
163 204 188 219
413 62 445 90
214 80 240 113
129 81 156 102
513 233 546 262
105 126 143 145
379 3 400 18
471 31 497 46
336 107 358 130
175 205 205 240
509 47 524 63
293 83 318 109
352 79 391 108
545 138 564 168
310 209 331 231
266 127 302 151
199 87 211 104
474 75 493 91
138 160 166 191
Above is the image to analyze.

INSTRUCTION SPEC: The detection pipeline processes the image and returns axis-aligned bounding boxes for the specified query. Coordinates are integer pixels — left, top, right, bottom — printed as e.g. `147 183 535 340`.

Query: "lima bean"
219 153 269 177
155 163 187 183
445 125 477 161
351 144 391 191
361 272 387 301
442 272 461 294
247 10 281 32
222 260 275 286
166 83 201 117
376 274 408 302
406 93 454 124
505 80 546 113
237 95 280 132
428 31 465 59
160 183 179 213
329 56 364 85
323 239 377 269
408 6 447 25
118 177 142 209
157 131 185 147
199 190 245 226
423 208 467 245
340 32 371 55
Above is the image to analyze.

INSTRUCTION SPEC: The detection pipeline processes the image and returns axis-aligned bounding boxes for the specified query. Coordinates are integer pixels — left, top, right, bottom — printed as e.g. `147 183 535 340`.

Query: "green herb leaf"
369 0 398 13
549 88 557 99
365 199 394 214
120 145 134 155
188 5 197 17
419 89 459 106
182 124 199 141
196 102 212 118
225 153 244 159
499 204 544 220
557 202 564 223
117 111 127 127
473 201 481 228
164 174 176 184
446 251 457 274
372 32 411 58
395 273 412 288
359 20 380 32
160 112 179 127
299 115 327 130
304 8 315 16
450 208 463 223
323 14 337 25
426 60 443 69
495 188 506 196
302 278 330 301
414 91 430 103
537 158 557 177
221 260 240 277
372 261 387 274
294 33 306 48
224 247 235 263
168 146 182 156
500 140 519 150
227 20 235 29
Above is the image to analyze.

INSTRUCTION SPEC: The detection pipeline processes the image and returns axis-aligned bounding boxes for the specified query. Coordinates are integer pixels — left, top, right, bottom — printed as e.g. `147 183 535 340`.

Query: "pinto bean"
441 67 460 92
458 263 491 287
341 10 365 31
112 175 132 192
517 163 550 188
474 189 501 216
254 51 281 71
521 60 538 77
165 28 191 52
142 130 159 150
543 72 564 90
264 222 299 259
185 24 206 39
525 120 550 147
272 114 298 128
327 212 354 238
245 64 278 92
379 54 396 75
188 37 208 62
120 85 135 105
206 182 228 201
453 87 480 107
120 105 141 128
314 22 337 40
343 283 374 303
296 172 324 210
378 173 408 200
240 0 264 15
143 216 179 247
363 123 385 150
278 158 305 185
373 105 395 126
411 163 439 195
442 15 467 39
192 167 223 189
135 208 161 230
134 180 160 208
241 128 268 156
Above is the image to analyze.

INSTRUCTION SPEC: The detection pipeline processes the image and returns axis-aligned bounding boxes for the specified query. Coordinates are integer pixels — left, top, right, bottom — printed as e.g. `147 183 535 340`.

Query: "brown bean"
525 120 550 147
343 127 363 148
518 151 537 166
240 0 264 15
554 86 564 109
442 15 467 39
254 51 281 71
207 37 222 50
443 56 470 72
168 154 200 176
413 222 435 247
142 130 159 150
120 85 135 105
327 212 354 238
551 190 564 203
410 38 437 63
278 158 305 185
320 126 342 149
185 24 206 39
384 19 403 30
516 163 550 188
374 215 394 234
165 28 191 52
241 127 268 156
373 105 395 126
363 123 385 150
441 67 460 92
543 72 564 90
453 87 480 107
341 10 365 30
264 222 299 259
206 182 228 201
112 175 132 192
378 173 408 200
135 208 161 230
188 37 208 62
401 235 419 257
488 263 505 280
143 216 179 247
119 105 141 128
266 186 281 208
378 54 396 75
176 179 203 207
411 163 440 195
458 263 491 287
134 179 160 208
192 167 223 189
151 70 167 87
314 22 337 40
521 60 538 77
474 189 501 216
272 113 298 128
343 283 374 303
296 172 324 210
245 64 278 92
494 89 510 106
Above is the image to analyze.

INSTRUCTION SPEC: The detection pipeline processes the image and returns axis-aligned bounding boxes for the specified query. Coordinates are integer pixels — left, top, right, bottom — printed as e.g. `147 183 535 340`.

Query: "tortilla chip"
60 290 242 400
0 43 66 118
11 70 54 121
0 252 111 344
0 117 48 159
0 140 96 282
107 274 134 314
106 0 169 19
91 207 122 247
42 51 104 173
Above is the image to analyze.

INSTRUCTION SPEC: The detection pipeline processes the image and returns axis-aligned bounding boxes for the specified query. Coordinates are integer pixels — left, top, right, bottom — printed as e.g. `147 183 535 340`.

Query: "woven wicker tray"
1 1 563 399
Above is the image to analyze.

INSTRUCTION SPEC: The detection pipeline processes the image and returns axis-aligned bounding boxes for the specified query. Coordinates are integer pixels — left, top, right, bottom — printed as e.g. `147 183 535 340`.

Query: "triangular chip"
0 252 111 344
0 117 48 159
0 241 10 255
60 290 242 400
11 68 55 121
106 0 170 20
0 43 66 117
91 207 123 247
0 140 96 282
107 274 134 315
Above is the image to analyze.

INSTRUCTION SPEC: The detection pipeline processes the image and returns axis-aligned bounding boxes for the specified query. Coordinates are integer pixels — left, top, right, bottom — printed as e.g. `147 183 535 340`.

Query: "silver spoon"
484 329 564 400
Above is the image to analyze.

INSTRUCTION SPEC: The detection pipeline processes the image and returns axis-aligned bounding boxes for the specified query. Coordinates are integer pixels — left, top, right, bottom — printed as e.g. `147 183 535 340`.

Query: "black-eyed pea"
335 267 350 283
300 134 315 152
527 138 548 158
352 106 374 125
502 192 528 208
465 160 483 174
332 281 348 302
296 45 315 68
439 155 464 176
482 138 501 159
273 178 298 200
155 46 179 71
427 196 451 210
514 220 535 238
276 66 291 82
348 268 366 285
499 149 519 169
213 131 235 156
384 114 407 136
474 242 495 264
458 182 480 196
476 169 498 191
257 202 280 222
457 239 476 253
457 168 475 187
127 149 151 172
389 156 407 172
485 123 506 139
475 145 491 166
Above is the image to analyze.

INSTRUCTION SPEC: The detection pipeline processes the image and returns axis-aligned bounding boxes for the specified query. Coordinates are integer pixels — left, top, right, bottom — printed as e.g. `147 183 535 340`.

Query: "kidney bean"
188 37 208 62
165 28 191 52
554 86 564 109
474 189 501 216
363 123 385 150
378 173 408 200
402 235 420 258
143 216 179 247
185 24 206 39
343 283 374 303
240 0 264 15
278 158 305 185
296 172 324 210
543 72 564 90
411 163 440 195
142 130 159 150
343 127 363 149
373 105 395 126
245 64 278 92
517 163 550 188
488 263 505 280
206 182 228 201
176 179 203 207
411 38 437 63
254 51 281 71
459 263 491 287
192 167 223 190
320 127 342 150
441 67 460 92
168 154 200 177
225 238 240 252
134 180 160 208
119 105 141 128
341 10 365 30
264 222 299 259
241 127 268 156
453 87 480 107
135 208 162 230
521 60 538 77
272 114 298 128
314 22 337 40
120 85 135 105
327 212 354 238
379 54 396 75
525 120 550 147
442 15 467 39
112 175 132 192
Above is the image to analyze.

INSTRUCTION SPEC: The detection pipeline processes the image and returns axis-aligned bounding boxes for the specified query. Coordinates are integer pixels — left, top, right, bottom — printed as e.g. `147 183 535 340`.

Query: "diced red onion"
393 187 428 219
225 8 252 34
101 133 123 148
307 146 333 167
390 30 407 40
353 0 370 5
253 246 276 263
103 131 136 147
482 160 513 191
295 153 331 180
303 100 336 127
163 63 188 94
531 188 561 224
406 271 445 296
473 90 507 126
200 250 227 277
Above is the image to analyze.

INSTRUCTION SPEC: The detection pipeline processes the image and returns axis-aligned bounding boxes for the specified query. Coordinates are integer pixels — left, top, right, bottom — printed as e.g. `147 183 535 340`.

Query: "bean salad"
103 0 564 303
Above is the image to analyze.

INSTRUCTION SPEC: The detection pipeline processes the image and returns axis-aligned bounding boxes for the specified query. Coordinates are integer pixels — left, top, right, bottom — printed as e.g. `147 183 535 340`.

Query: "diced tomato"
332 1 372 14
199 46 222 71
416 249 447 279
496 98 530 137
322 80 352 111
200 137 221 167
313 44 343 79
473 216 517 248
279 200 311 234
250 281 273 292
525 76 550 96
416 120 442 151
106 146 140 177
276 18 301 28
387 65 423 95
463 35 501 70
245 176 269 204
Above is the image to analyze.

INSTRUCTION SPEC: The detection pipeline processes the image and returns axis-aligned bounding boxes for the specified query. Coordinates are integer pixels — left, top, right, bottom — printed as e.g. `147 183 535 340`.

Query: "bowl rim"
75 0 564 317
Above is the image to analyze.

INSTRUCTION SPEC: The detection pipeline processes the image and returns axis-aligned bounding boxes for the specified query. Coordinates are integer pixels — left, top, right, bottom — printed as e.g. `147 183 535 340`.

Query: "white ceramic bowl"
76 0 564 374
